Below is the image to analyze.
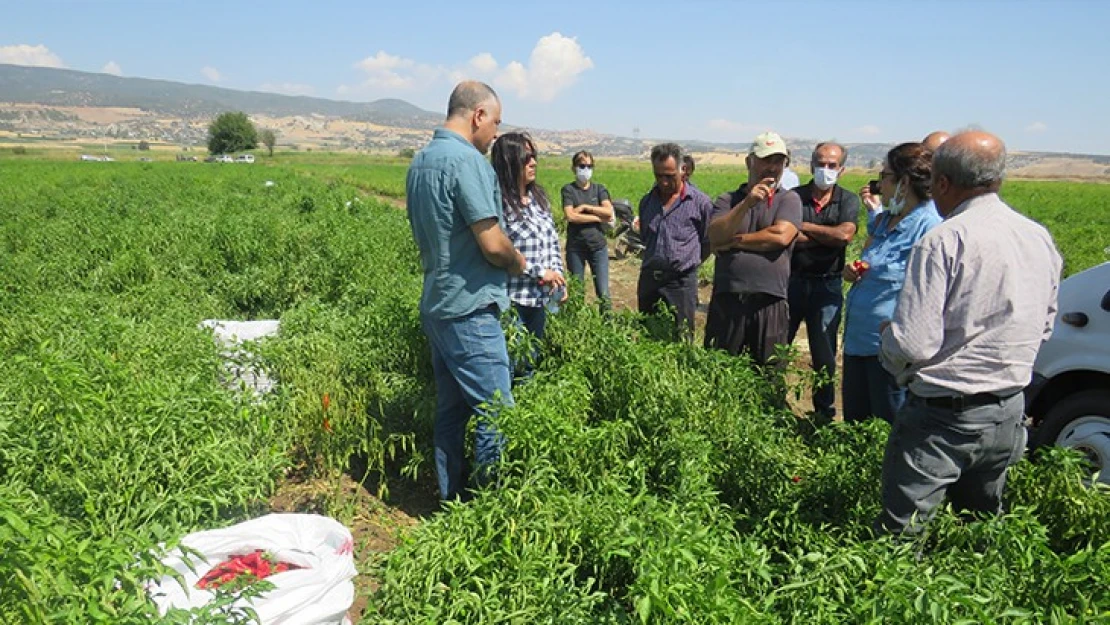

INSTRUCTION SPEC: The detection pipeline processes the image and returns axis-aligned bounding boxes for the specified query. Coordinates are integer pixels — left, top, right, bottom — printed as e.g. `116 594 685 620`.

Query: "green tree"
207 112 258 155
259 129 277 157
137 140 150 151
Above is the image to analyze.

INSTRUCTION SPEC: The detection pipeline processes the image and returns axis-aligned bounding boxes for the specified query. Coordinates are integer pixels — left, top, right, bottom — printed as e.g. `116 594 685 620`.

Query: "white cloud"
468 52 498 74
1025 121 1048 133
0 44 65 68
201 66 222 83
339 32 592 103
492 33 593 102
855 124 881 136
101 61 122 76
351 51 443 89
259 82 315 96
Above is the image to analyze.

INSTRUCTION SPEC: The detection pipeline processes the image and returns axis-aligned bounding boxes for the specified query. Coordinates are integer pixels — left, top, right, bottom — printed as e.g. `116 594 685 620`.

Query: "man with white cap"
705 132 802 377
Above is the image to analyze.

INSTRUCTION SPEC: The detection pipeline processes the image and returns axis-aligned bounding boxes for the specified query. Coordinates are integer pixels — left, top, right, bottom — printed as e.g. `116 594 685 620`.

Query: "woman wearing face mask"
561 151 614 311
841 142 942 423
491 132 567 379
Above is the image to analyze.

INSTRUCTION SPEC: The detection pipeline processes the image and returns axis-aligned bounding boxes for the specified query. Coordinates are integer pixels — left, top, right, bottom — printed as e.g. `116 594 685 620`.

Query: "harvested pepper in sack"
196 550 303 591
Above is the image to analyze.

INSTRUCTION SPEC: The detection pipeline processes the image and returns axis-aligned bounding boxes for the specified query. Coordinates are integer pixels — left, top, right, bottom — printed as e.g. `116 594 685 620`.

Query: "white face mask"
575 167 593 183
813 166 839 190
886 181 906 215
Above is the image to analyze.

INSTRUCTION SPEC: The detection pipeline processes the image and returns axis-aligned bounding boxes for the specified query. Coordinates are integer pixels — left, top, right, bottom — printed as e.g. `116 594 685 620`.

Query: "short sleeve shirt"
561 182 611 252
406 128 508 320
711 185 803 299
791 182 862 276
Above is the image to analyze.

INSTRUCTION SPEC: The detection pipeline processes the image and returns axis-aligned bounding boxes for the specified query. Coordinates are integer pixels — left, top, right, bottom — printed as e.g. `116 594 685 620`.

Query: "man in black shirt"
788 141 861 420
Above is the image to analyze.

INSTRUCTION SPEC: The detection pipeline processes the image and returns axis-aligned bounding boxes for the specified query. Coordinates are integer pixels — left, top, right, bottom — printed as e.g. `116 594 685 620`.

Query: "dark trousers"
637 268 698 341
788 275 844 418
703 291 790 367
510 303 546 381
876 392 1026 535
842 354 906 423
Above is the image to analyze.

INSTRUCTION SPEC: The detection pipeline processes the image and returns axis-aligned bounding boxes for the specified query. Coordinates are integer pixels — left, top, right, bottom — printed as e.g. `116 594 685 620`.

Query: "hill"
2 64 1108 178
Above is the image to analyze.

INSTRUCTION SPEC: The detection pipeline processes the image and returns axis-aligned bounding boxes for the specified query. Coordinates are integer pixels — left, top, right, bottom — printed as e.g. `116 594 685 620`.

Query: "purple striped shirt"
637 183 713 274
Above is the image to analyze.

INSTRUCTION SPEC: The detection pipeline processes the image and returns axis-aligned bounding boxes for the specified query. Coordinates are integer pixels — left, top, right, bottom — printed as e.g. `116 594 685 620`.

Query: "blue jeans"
787 275 843 417
566 246 610 311
511 303 546 381
841 354 905 423
422 306 513 501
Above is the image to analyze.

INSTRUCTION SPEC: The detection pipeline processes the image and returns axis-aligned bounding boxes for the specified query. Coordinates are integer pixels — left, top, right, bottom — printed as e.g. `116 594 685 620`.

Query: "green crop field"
1 156 1108 623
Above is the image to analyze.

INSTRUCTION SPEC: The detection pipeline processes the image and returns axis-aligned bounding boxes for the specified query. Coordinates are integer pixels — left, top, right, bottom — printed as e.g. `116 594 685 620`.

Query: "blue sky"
2 0 1108 154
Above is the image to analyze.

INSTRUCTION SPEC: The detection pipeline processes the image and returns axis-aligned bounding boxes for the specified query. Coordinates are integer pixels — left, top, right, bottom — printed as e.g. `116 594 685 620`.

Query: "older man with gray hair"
875 130 1062 535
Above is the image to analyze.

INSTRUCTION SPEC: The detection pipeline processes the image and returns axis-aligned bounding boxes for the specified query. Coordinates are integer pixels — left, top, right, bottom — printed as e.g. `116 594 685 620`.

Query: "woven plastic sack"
147 513 356 624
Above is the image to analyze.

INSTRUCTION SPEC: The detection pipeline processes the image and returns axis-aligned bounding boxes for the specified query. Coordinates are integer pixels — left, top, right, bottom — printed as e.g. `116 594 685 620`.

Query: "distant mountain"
2 64 1108 178
0 64 441 128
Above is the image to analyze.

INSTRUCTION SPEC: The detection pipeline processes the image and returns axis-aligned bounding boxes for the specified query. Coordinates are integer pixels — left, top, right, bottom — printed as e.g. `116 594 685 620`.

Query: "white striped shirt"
880 193 1062 398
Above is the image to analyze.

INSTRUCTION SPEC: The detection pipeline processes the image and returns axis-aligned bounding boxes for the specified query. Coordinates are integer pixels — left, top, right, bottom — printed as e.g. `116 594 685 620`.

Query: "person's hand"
843 259 869 283
559 283 569 303
539 269 566 289
741 178 777 209
716 233 744 252
632 216 641 232
859 184 881 210
843 263 861 283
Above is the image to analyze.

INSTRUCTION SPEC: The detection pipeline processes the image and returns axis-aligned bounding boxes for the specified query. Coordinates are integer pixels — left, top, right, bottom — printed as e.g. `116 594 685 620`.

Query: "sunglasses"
575 163 594 169
523 152 537 163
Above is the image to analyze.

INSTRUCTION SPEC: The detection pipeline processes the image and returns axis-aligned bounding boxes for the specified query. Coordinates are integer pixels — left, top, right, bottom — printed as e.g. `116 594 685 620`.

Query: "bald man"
407 81 526 501
922 130 950 152
875 131 1062 535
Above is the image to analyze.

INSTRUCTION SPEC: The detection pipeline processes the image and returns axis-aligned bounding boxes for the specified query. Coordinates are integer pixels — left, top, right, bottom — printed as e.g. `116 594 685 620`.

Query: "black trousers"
637 267 698 341
703 291 789 367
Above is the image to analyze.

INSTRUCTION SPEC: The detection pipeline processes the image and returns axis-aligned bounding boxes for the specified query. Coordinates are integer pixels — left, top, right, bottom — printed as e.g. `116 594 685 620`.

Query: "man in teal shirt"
406 81 526 501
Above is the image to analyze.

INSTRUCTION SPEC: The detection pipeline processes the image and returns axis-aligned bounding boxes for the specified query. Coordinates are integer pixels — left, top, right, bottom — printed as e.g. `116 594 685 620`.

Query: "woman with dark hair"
841 142 942 423
491 132 566 378
561 150 614 311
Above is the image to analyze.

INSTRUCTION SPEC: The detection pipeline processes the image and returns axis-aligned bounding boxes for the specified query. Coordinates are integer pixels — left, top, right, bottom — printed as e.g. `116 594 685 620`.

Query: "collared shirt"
505 192 564 308
880 193 1063 400
406 128 508 320
791 182 862 277
843 201 942 356
638 182 713 275
711 184 803 299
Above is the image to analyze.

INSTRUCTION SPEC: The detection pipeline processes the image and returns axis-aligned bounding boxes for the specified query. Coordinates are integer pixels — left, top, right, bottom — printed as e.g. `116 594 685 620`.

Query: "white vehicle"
236 154 255 164
215 154 233 163
1026 262 1110 483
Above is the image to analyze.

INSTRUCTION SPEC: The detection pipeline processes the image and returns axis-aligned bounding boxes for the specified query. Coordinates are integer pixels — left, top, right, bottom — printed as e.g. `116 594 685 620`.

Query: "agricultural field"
1 155 1108 623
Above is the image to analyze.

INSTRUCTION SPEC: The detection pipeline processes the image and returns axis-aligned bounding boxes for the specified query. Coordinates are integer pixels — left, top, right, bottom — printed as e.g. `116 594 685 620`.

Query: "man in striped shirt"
875 131 1062 535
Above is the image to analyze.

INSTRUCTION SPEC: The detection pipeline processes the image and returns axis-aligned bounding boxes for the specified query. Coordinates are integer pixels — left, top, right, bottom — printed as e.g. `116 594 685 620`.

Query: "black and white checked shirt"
504 193 564 308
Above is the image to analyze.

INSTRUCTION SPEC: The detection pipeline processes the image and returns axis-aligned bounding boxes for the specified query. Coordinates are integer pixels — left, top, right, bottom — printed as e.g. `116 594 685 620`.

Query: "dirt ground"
267 240 841 622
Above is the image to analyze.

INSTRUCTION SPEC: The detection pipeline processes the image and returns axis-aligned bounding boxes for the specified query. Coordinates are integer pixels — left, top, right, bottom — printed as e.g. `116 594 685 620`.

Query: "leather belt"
920 391 1019 412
